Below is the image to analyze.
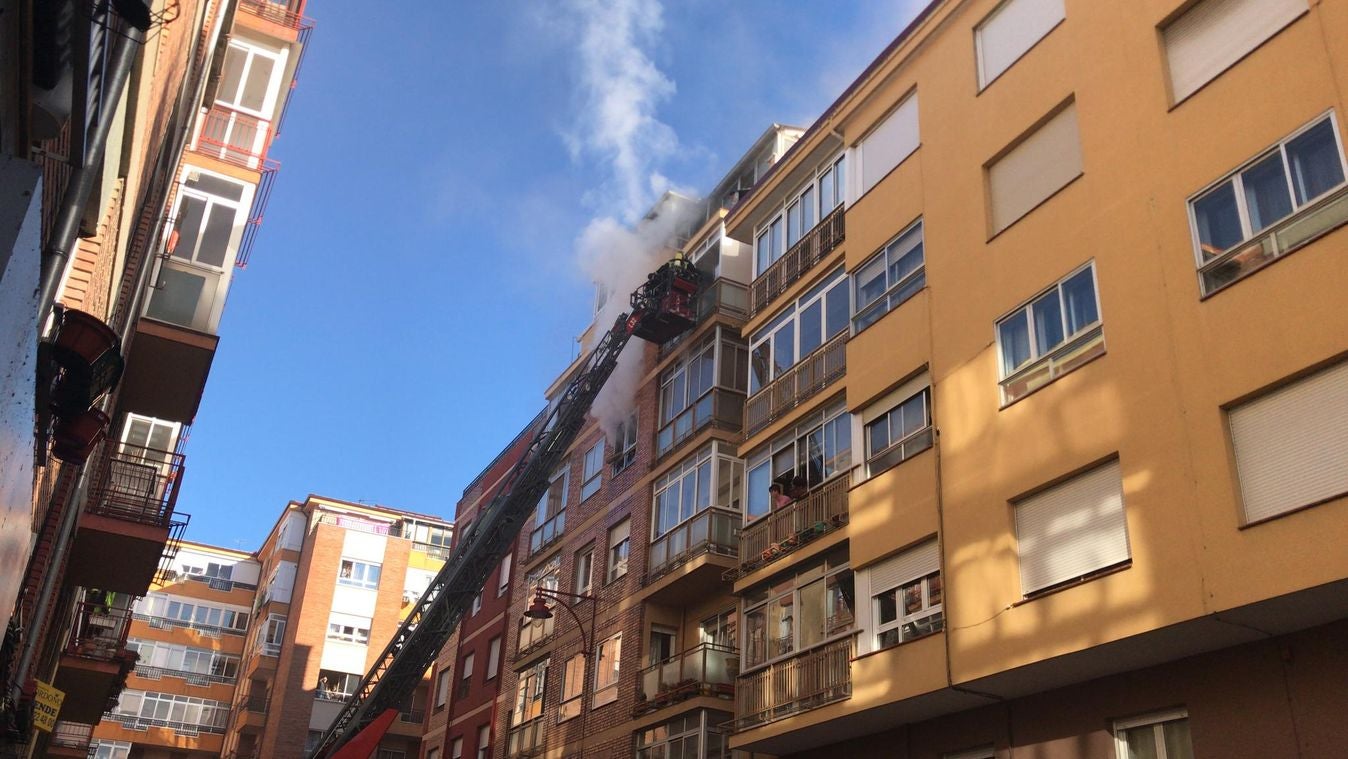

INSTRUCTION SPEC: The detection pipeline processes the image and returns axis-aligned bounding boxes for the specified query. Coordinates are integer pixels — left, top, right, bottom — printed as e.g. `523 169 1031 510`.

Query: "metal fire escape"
309 258 703 758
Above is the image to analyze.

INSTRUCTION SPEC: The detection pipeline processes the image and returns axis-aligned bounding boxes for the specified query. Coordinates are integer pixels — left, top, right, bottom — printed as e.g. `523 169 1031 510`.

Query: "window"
511 659 548 724
699 609 737 648
592 633 621 707
216 37 287 116
606 519 630 583
112 690 230 731
135 594 250 632
743 549 854 668
530 468 568 553
476 725 491 759
316 670 361 701
852 220 925 332
326 613 371 645
123 639 239 680
119 413 180 455
862 540 943 654
611 413 638 474
1188 114 1347 293
471 593 482 616
755 155 847 276
987 100 1082 234
574 546 594 596
519 555 561 652
498 553 511 597
581 440 604 500
653 447 713 539
486 637 501 680
147 170 249 331
559 654 584 721
657 329 749 457
91 741 133 759
1114 709 1194 759
446 739 459 759
996 261 1103 403
436 669 451 709
975 0 1065 89
636 711 733 759
1229 360 1348 524
457 653 474 699
864 382 932 477
1015 459 1130 595
1164 0 1306 103
857 93 919 197
745 399 851 520
260 614 285 656
337 559 381 590
749 269 849 393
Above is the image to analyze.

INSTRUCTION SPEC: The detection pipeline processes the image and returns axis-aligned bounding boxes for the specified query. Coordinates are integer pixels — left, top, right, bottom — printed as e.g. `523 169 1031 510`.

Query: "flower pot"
51 310 119 367
52 408 110 464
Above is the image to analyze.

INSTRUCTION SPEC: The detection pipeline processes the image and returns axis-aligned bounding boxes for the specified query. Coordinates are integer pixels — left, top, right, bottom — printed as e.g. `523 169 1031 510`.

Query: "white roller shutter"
1164 0 1307 102
1230 361 1348 524
868 539 940 594
858 93 920 197
1015 460 1129 595
975 0 1066 88
987 101 1082 234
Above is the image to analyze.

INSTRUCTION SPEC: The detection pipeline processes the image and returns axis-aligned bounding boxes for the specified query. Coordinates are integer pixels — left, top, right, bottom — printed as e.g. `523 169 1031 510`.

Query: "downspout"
36 26 145 321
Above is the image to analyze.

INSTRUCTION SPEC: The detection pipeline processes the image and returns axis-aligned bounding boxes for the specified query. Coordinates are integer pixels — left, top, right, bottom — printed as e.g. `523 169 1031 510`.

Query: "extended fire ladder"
309 258 703 758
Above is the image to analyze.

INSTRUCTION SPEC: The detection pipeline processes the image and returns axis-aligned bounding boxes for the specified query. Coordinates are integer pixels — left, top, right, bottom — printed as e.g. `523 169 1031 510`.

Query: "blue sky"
181 0 921 550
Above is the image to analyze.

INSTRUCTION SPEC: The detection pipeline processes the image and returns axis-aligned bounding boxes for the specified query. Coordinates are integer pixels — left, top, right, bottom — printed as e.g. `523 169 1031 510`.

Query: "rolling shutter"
1164 0 1307 102
987 101 1082 234
1229 361 1348 524
976 0 1066 88
1015 459 1129 594
867 539 940 594
858 93 920 197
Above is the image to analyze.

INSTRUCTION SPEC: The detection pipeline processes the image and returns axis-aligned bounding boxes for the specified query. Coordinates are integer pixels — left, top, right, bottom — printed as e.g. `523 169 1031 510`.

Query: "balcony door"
146 170 252 332
108 413 181 509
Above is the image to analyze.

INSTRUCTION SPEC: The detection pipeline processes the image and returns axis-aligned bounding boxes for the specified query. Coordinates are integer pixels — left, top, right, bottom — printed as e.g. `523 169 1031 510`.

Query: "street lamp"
521 587 598 755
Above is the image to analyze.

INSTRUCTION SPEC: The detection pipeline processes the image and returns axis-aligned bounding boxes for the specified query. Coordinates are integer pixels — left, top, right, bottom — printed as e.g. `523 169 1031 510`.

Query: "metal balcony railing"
49 721 93 750
85 443 184 527
750 205 845 316
506 719 546 758
634 643 738 717
733 637 853 731
647 508 739 582
195 106 272 170
744 333 846 437
656 389 745 459
134 613 246 638
105 711 228 735
399 708 425 723
66 602 132 661
731 477 849 580
133 664 237 686
237 0 306 28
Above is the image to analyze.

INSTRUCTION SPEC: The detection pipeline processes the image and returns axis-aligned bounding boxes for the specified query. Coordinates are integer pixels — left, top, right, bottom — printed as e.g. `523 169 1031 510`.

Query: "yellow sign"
32 681 64 733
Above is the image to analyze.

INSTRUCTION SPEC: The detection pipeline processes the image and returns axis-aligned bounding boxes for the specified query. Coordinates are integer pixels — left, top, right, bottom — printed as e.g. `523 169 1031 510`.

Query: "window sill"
1014 561 1132 605
999 327 1106 409
852 626 942 662
851 283 927 340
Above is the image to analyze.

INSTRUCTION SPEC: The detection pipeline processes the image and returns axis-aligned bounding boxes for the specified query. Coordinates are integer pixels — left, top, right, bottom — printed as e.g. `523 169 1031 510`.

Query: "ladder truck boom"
309 258 704 759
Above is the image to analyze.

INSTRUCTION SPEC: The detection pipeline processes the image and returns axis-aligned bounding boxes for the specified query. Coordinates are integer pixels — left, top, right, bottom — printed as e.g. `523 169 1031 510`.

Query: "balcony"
661 278 750 356
194 105 274 171
656 389 745 459
134 613 246 639
67 443 186 594
750 205 845 316
516 615 554 655
237 0 306 30
732 477 849 581
506 719 546 758
733 637 853 731
744 333 846 438
54 602 137 723
633 643 738 717
47 721 92 756
645 509 739 604
1200 183 1348 295
117 315 219 423
133 663 237 687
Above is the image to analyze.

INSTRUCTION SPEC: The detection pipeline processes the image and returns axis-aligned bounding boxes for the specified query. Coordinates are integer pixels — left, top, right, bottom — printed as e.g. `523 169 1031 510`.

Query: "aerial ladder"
309 258 704 759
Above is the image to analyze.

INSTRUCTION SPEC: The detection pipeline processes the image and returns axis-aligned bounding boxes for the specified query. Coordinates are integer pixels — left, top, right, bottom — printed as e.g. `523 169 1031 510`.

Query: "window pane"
801 186 815 230
1060 267 1098 334
750 342 770 393
825 279 849 337
1240 152 1293 232
1286 120 1345 204
746 462 770 518
1123 727 1159 759
855 256 887 311
172 196 206 260
999 312 1031 373
773 323 795 376
1031 290 1064 353
1192 182 1244 257
787 201 801 247
769 217 784 262
899 393 926 438
241 54 275 112
197 204 235 267
877 592 897 624
219 46 247 104
834 158 846 207
867 416 890 456
1162 719 1194 759
819 168 834 212
799 301 822 357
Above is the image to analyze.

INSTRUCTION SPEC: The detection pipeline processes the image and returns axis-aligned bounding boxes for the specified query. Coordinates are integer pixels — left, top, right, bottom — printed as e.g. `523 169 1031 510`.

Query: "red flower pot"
52 310 119 367
52 408 111 464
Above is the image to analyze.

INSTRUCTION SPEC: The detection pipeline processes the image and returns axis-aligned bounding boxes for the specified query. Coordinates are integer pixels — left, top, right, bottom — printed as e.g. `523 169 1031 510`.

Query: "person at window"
789 474 809 500
770 483 793 511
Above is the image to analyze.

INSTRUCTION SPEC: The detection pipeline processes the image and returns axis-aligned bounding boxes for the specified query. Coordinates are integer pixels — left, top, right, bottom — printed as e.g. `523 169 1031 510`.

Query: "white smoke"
560 0 697 438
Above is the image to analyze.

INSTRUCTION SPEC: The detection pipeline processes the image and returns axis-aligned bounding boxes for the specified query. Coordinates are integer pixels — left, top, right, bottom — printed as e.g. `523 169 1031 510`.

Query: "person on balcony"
770 483 793 511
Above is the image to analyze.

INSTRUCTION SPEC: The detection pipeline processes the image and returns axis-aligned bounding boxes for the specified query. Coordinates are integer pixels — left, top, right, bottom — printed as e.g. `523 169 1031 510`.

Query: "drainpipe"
36 26 145 322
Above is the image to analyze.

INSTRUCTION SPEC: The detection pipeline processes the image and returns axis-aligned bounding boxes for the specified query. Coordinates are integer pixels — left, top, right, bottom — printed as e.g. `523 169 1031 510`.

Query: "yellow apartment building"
718 0 1348 757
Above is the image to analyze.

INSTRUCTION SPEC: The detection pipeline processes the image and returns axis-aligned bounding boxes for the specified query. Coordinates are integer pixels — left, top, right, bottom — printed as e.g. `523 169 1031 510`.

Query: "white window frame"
748 268 849 395
574 545 593 596
864 387 933 477
486 636 501 680
1113 708 1191 759
471 592 482 616
994 260 1103 403
753 154 847 278
606 519 630 583
872 571 942 651
337 558 382 590
591 633 622 708
325 613 371 645
119 413 181 454
511 659 548 725
497 553 512 597
741 550 854 671
216 37 289 119
852 219 925 333
1186 112 1348 293
436 669 451 709
580 440 604 500
744 398 852 521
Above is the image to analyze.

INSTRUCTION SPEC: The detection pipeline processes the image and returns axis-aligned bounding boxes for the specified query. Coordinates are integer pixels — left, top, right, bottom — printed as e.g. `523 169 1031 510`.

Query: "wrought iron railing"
733 637 853 730
750 205 845 315
85 442 184 527
656 389 745 459
67 601 132 660
731 477 849 580
634 643 738 717
744 333 846 437
647 508 739 582
194 105 272 169
237 0 305 28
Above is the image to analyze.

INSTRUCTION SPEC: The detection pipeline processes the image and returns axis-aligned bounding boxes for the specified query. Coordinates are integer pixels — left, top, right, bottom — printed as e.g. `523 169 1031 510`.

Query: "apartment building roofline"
461 408 547 498
295 492 451 524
